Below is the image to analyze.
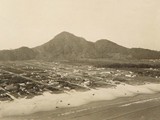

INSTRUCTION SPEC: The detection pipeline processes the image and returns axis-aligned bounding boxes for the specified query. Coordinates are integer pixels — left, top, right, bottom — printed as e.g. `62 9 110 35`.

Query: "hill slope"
0 47 36 61
34 32 96 60
0 31 160 61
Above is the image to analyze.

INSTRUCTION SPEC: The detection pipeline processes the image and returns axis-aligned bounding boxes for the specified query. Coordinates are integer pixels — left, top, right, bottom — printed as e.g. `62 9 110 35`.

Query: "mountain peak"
56 31 75 38
0 32 160 61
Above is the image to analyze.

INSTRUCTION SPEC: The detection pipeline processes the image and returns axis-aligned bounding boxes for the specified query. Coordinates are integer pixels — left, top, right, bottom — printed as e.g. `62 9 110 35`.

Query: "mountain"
95 39 131 59
33 32 96 60
0 31 160 61
0 47 36 61
130 48 160 59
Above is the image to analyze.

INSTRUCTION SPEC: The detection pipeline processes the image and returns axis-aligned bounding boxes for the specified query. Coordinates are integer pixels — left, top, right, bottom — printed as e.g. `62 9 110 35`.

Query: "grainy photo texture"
0 0 160 120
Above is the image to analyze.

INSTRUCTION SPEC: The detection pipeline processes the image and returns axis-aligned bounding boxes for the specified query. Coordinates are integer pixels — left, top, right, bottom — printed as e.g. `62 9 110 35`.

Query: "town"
0 60 160 101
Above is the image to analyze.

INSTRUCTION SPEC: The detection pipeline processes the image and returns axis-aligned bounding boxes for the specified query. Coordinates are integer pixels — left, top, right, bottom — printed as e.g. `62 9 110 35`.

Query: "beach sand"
1 83 160 119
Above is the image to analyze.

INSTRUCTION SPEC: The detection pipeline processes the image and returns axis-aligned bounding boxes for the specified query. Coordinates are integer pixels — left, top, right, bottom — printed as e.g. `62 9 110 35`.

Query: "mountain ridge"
0 31 160 61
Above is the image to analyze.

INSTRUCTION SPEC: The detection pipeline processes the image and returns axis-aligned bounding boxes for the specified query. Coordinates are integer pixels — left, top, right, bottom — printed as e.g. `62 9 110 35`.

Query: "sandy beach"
2 91 160 120
1 83 160 120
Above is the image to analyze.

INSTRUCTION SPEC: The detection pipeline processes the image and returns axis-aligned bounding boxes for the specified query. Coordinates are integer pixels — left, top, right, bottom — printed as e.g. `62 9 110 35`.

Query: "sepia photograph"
0 0 160 120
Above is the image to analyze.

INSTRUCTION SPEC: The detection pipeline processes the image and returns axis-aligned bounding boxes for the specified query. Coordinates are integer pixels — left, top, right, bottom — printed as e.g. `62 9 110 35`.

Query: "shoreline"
1 83 160 118
3 92 160 120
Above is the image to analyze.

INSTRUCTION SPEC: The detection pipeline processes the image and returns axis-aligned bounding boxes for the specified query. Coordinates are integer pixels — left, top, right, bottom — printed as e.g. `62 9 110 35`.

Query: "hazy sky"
0 0 160 50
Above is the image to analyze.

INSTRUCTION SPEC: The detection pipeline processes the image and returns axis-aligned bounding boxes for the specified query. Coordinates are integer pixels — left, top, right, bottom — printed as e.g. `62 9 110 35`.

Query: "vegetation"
0 32 160 61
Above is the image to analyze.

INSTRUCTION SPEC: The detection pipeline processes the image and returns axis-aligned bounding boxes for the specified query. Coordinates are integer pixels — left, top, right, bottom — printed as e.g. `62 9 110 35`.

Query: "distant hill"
95 39 131 59
0 47 36 61
0 31 160 61
130 48 160 59
33 32 96 60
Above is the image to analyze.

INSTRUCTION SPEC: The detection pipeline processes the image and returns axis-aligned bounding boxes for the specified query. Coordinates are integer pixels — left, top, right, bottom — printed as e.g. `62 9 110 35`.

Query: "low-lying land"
0 60 160 101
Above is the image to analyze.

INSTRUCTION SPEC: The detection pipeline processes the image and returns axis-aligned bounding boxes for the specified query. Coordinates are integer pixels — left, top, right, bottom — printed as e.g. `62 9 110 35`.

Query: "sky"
0 0 160 50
